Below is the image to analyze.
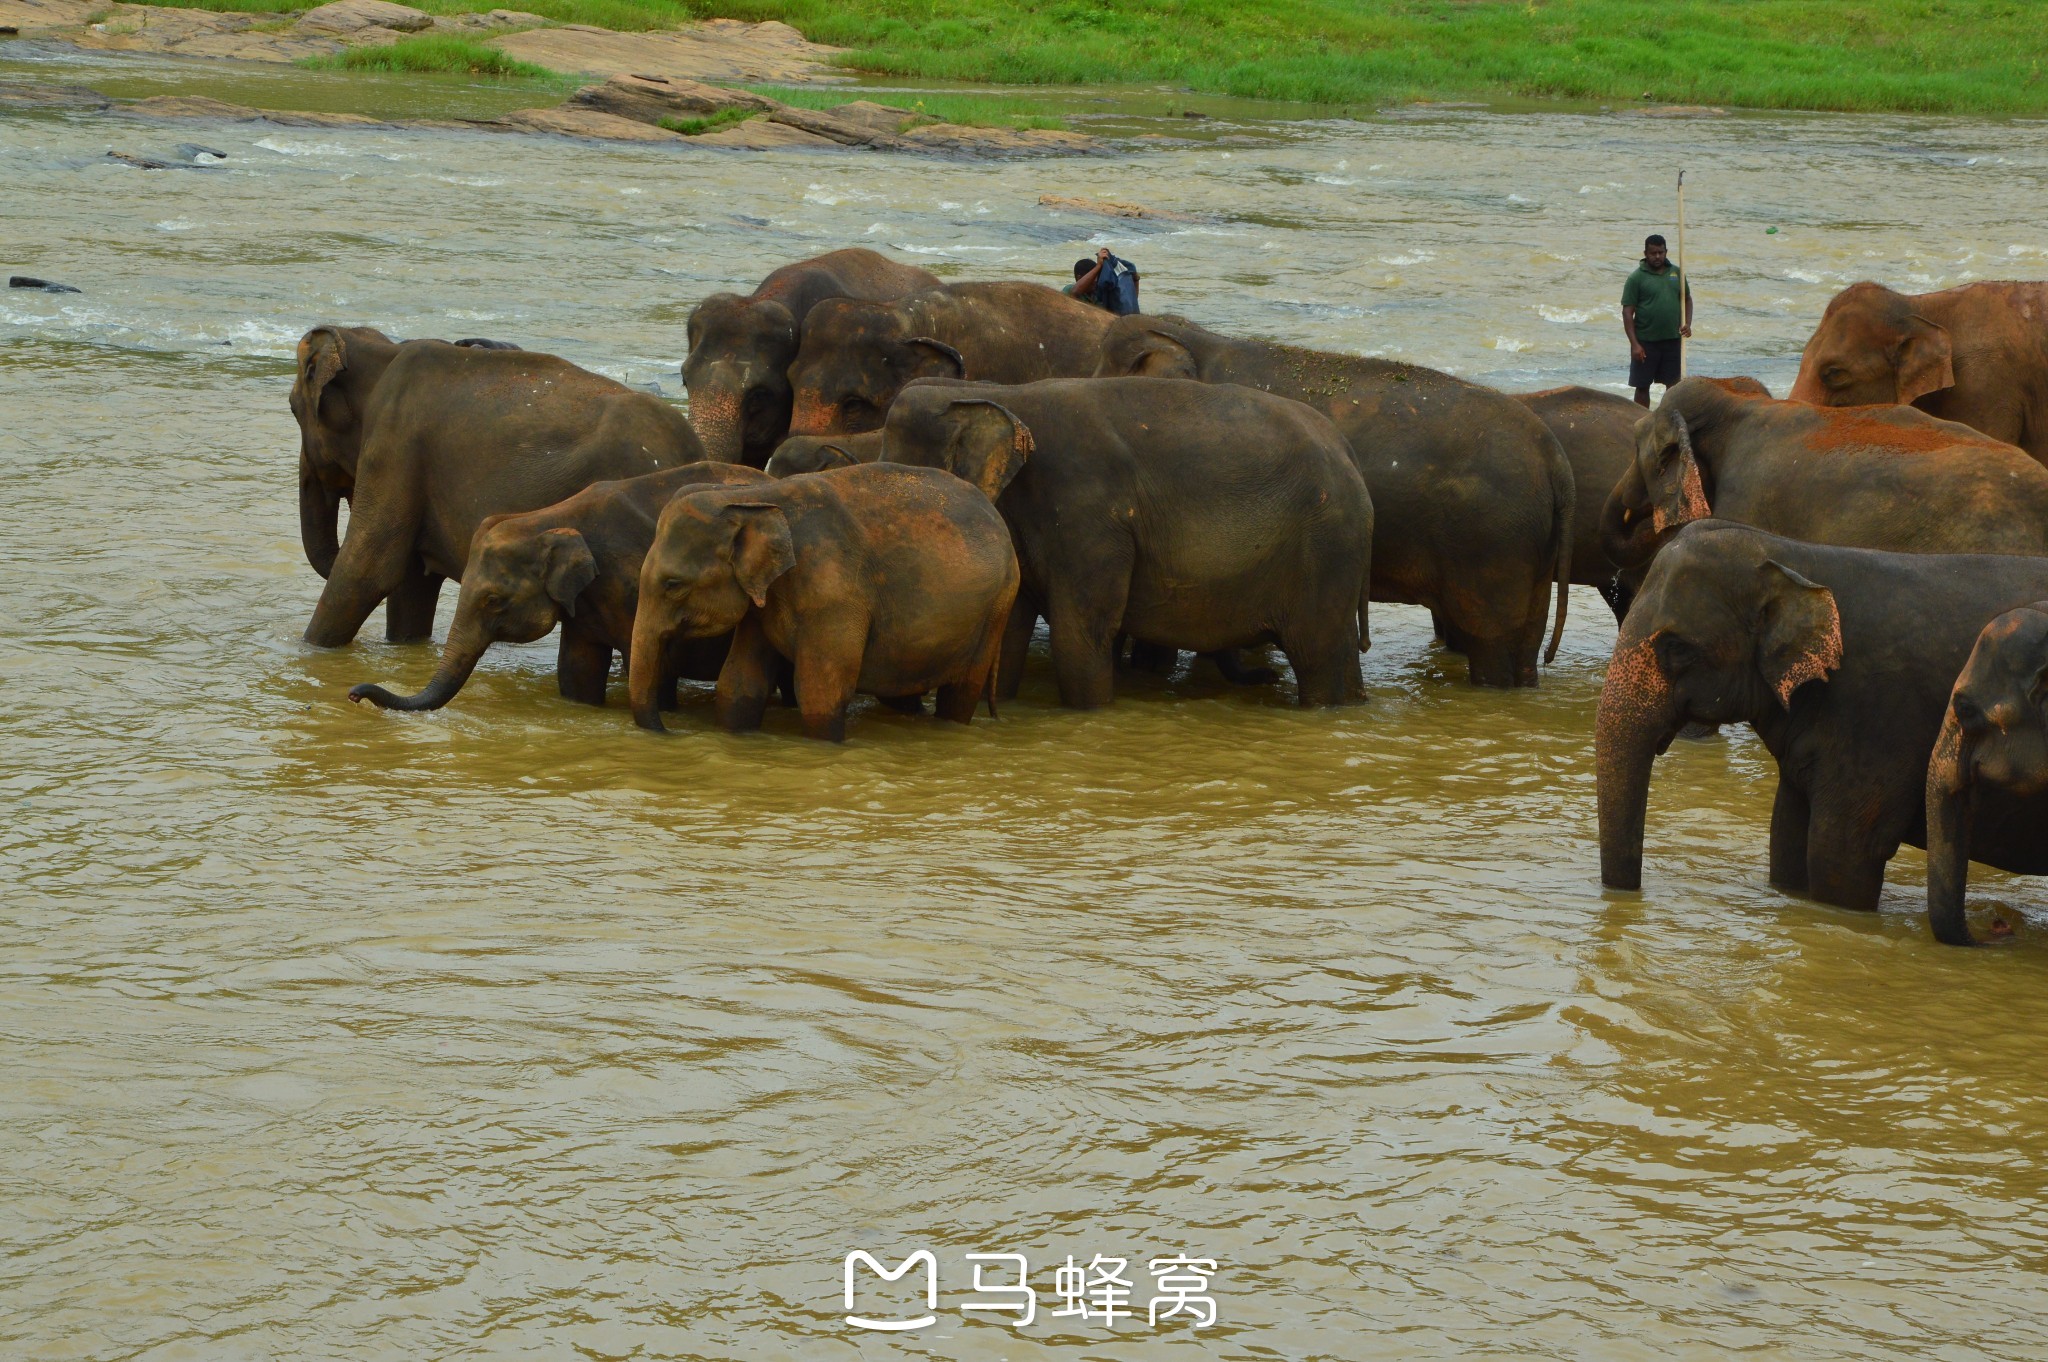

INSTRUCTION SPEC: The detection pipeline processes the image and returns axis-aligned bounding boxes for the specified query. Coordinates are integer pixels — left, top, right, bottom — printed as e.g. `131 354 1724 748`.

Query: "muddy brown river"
5 48 2048 1358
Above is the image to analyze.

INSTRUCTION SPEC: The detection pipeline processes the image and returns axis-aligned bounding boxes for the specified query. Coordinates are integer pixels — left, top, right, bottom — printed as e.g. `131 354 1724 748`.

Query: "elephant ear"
538 527 598 617
297 326 348 418
810 443 858 471
1895 314 1956 406
941 400 1034 501
723 502 796 608
1130 329 1198 379
906 336 966 377
1637 408 1710 535
1755 559 1843 708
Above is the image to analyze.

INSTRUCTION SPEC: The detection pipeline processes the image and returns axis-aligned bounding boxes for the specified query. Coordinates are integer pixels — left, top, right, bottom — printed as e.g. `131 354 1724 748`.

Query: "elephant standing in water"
786 282 1113 437
1601 376 2048 572
1097 315 1570 687
683 248 939 466
630 464 1018 742
292 326 703 647
1924 603 2048 944
347 463 771 713
1789 280 2048 467
1596 521 2048 914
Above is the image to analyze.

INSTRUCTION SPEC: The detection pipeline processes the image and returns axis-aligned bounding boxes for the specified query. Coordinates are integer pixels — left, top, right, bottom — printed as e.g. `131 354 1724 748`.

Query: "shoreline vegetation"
108 0 2048 121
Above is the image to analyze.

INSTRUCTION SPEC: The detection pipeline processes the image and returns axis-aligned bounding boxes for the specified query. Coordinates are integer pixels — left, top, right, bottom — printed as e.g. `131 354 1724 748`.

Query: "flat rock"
1038 192 1195 218
0 79 112 112
491 105 689 141
566 72 775 124
122 94 385 127
491 17 847 84
296 0 432 35
688 117 839 149
765 103 911 149
906 123 1103 157
0 0 101 34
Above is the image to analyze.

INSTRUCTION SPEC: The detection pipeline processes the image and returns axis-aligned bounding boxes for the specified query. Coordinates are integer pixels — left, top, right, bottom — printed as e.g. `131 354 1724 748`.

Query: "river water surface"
5 51 2048 1360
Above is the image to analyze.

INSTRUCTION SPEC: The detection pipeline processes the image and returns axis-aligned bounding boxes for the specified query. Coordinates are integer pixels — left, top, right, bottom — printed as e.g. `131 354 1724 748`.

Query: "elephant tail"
1542 425 1574 665
983 651 1000 720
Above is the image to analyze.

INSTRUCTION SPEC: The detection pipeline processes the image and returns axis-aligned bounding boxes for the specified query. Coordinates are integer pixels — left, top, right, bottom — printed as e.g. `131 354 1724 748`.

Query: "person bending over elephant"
684 248 940 467
786 282 1113 438
630 463 1017 742
1924 602 2048 945
762 431 884 478
292 325 704 648
1602 375 2048 572
347 462 771 714
1096 314 1570 689
1790 280 2048 468
882 377 1373 709
1596 521 2048 920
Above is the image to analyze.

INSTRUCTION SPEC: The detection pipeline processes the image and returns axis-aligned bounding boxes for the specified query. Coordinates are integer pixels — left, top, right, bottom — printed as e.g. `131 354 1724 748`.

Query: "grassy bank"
747 85 1064 131
301 34 557 78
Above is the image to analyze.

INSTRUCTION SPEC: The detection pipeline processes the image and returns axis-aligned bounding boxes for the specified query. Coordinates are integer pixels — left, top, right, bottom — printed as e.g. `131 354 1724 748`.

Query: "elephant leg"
1126 640 1179 676
713 614 779 733
557 628 612 706
1510 571 1552 687
304 502 420 648
383 558 443 644
1209 649 1280 686
1461 633 1523 688
792 619 866 742
937 608 1009 724
1801 807 1891 912
1768 780 1811 894
996 601 1038 701
1281 579 1365 706
1431 610 1454 646
1045 576 1127 710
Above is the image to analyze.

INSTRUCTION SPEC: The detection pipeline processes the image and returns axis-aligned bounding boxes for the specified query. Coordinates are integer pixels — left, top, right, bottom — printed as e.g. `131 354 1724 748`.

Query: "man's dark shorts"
1629 336 1682 389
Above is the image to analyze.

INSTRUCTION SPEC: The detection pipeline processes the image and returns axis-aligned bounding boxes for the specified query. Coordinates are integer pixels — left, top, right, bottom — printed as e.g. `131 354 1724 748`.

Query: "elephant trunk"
628 612 670 732
299 449 342 579
1924 718 1978 945
689 372 746 465
348 619 489 711
788 391 836 439
1599 478 1664 569
1596 635 1681 890
1786 366 1825 406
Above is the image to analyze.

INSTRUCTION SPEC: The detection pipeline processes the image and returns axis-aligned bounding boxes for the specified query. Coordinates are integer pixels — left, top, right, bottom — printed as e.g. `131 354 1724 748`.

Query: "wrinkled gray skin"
684 249 939 466
1518 384 1655 621
292 325 703 648
788 282 1113 438
347 463 772 713
1924 602 2048 944
763 430 884 478
1097 314 1571 688
882 377 1373 708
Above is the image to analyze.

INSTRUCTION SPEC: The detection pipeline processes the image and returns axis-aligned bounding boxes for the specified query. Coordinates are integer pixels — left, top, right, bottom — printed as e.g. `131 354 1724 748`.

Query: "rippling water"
5 56 2048 1359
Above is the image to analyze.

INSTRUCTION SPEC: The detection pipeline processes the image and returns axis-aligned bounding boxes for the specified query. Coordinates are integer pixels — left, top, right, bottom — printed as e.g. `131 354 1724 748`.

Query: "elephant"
1789 280 2048 468
630 463 1018 741
880 377 1373 708
1924 603 2048 945
346 462 772 713
1096 314 1571 688
292 325 703 648
683 248 940 466
786 281 1113 438
452 337 521 351
1601 376 2048 572
762 430 884 478
1596 520 2048 913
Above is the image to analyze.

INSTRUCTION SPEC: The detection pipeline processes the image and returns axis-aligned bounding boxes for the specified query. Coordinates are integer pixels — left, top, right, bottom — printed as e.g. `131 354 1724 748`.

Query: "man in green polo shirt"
1622 233 1693 407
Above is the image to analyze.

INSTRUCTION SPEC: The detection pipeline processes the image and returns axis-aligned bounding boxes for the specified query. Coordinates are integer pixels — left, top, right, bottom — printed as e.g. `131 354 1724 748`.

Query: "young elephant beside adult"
1596 522 2048 915
762 430 884 478
881 377 1374 709
630 464 1018 742
684 248 940 466
1790 280 2048 467
786 282 1113 438
1924 603 2048 945
292 326 704 648
346 463 771 713
1602 376 2048 571
1096 315 1570 688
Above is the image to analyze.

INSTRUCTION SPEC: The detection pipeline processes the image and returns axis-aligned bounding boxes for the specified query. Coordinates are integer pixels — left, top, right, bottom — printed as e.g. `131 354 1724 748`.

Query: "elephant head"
1599 404 1712 568
1788 282 1955 410
683 293 801 466
630 493 795 731
785 297 965 438
881 387 1035 502
348 519 597 711
1094 314 1204 379
288 325 396 577
763 431 882 478
1597 529 1843 889
1925 604 2048 944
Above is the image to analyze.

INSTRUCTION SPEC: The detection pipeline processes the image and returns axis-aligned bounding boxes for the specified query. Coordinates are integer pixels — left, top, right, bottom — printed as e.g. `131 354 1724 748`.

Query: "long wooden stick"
1676 169 1687 379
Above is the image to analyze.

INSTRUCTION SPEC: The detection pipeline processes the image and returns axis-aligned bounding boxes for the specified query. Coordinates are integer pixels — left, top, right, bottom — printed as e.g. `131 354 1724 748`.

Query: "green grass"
747 84 1065 130
300 34 558 78
658 106 760 134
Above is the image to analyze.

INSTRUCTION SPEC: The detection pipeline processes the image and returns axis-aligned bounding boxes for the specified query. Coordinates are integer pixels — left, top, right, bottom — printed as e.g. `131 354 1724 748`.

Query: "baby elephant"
631 463 1018 742
762 430 883 478
348 463 771 712
1925 602 2048 945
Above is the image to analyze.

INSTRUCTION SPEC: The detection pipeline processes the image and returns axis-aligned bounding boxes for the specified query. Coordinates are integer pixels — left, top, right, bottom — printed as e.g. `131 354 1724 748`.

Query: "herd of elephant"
292 247 2048 946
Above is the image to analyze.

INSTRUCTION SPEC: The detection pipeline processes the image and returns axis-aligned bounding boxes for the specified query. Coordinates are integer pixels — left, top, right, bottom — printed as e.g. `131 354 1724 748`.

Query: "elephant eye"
1822 367 1849 387
1954 694 1991 734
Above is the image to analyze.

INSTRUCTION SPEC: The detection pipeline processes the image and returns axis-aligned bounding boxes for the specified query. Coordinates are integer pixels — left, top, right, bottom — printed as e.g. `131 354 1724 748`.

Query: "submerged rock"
9 276 82 293
0 80 112 113
566 73 774 125
489 106 689 142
